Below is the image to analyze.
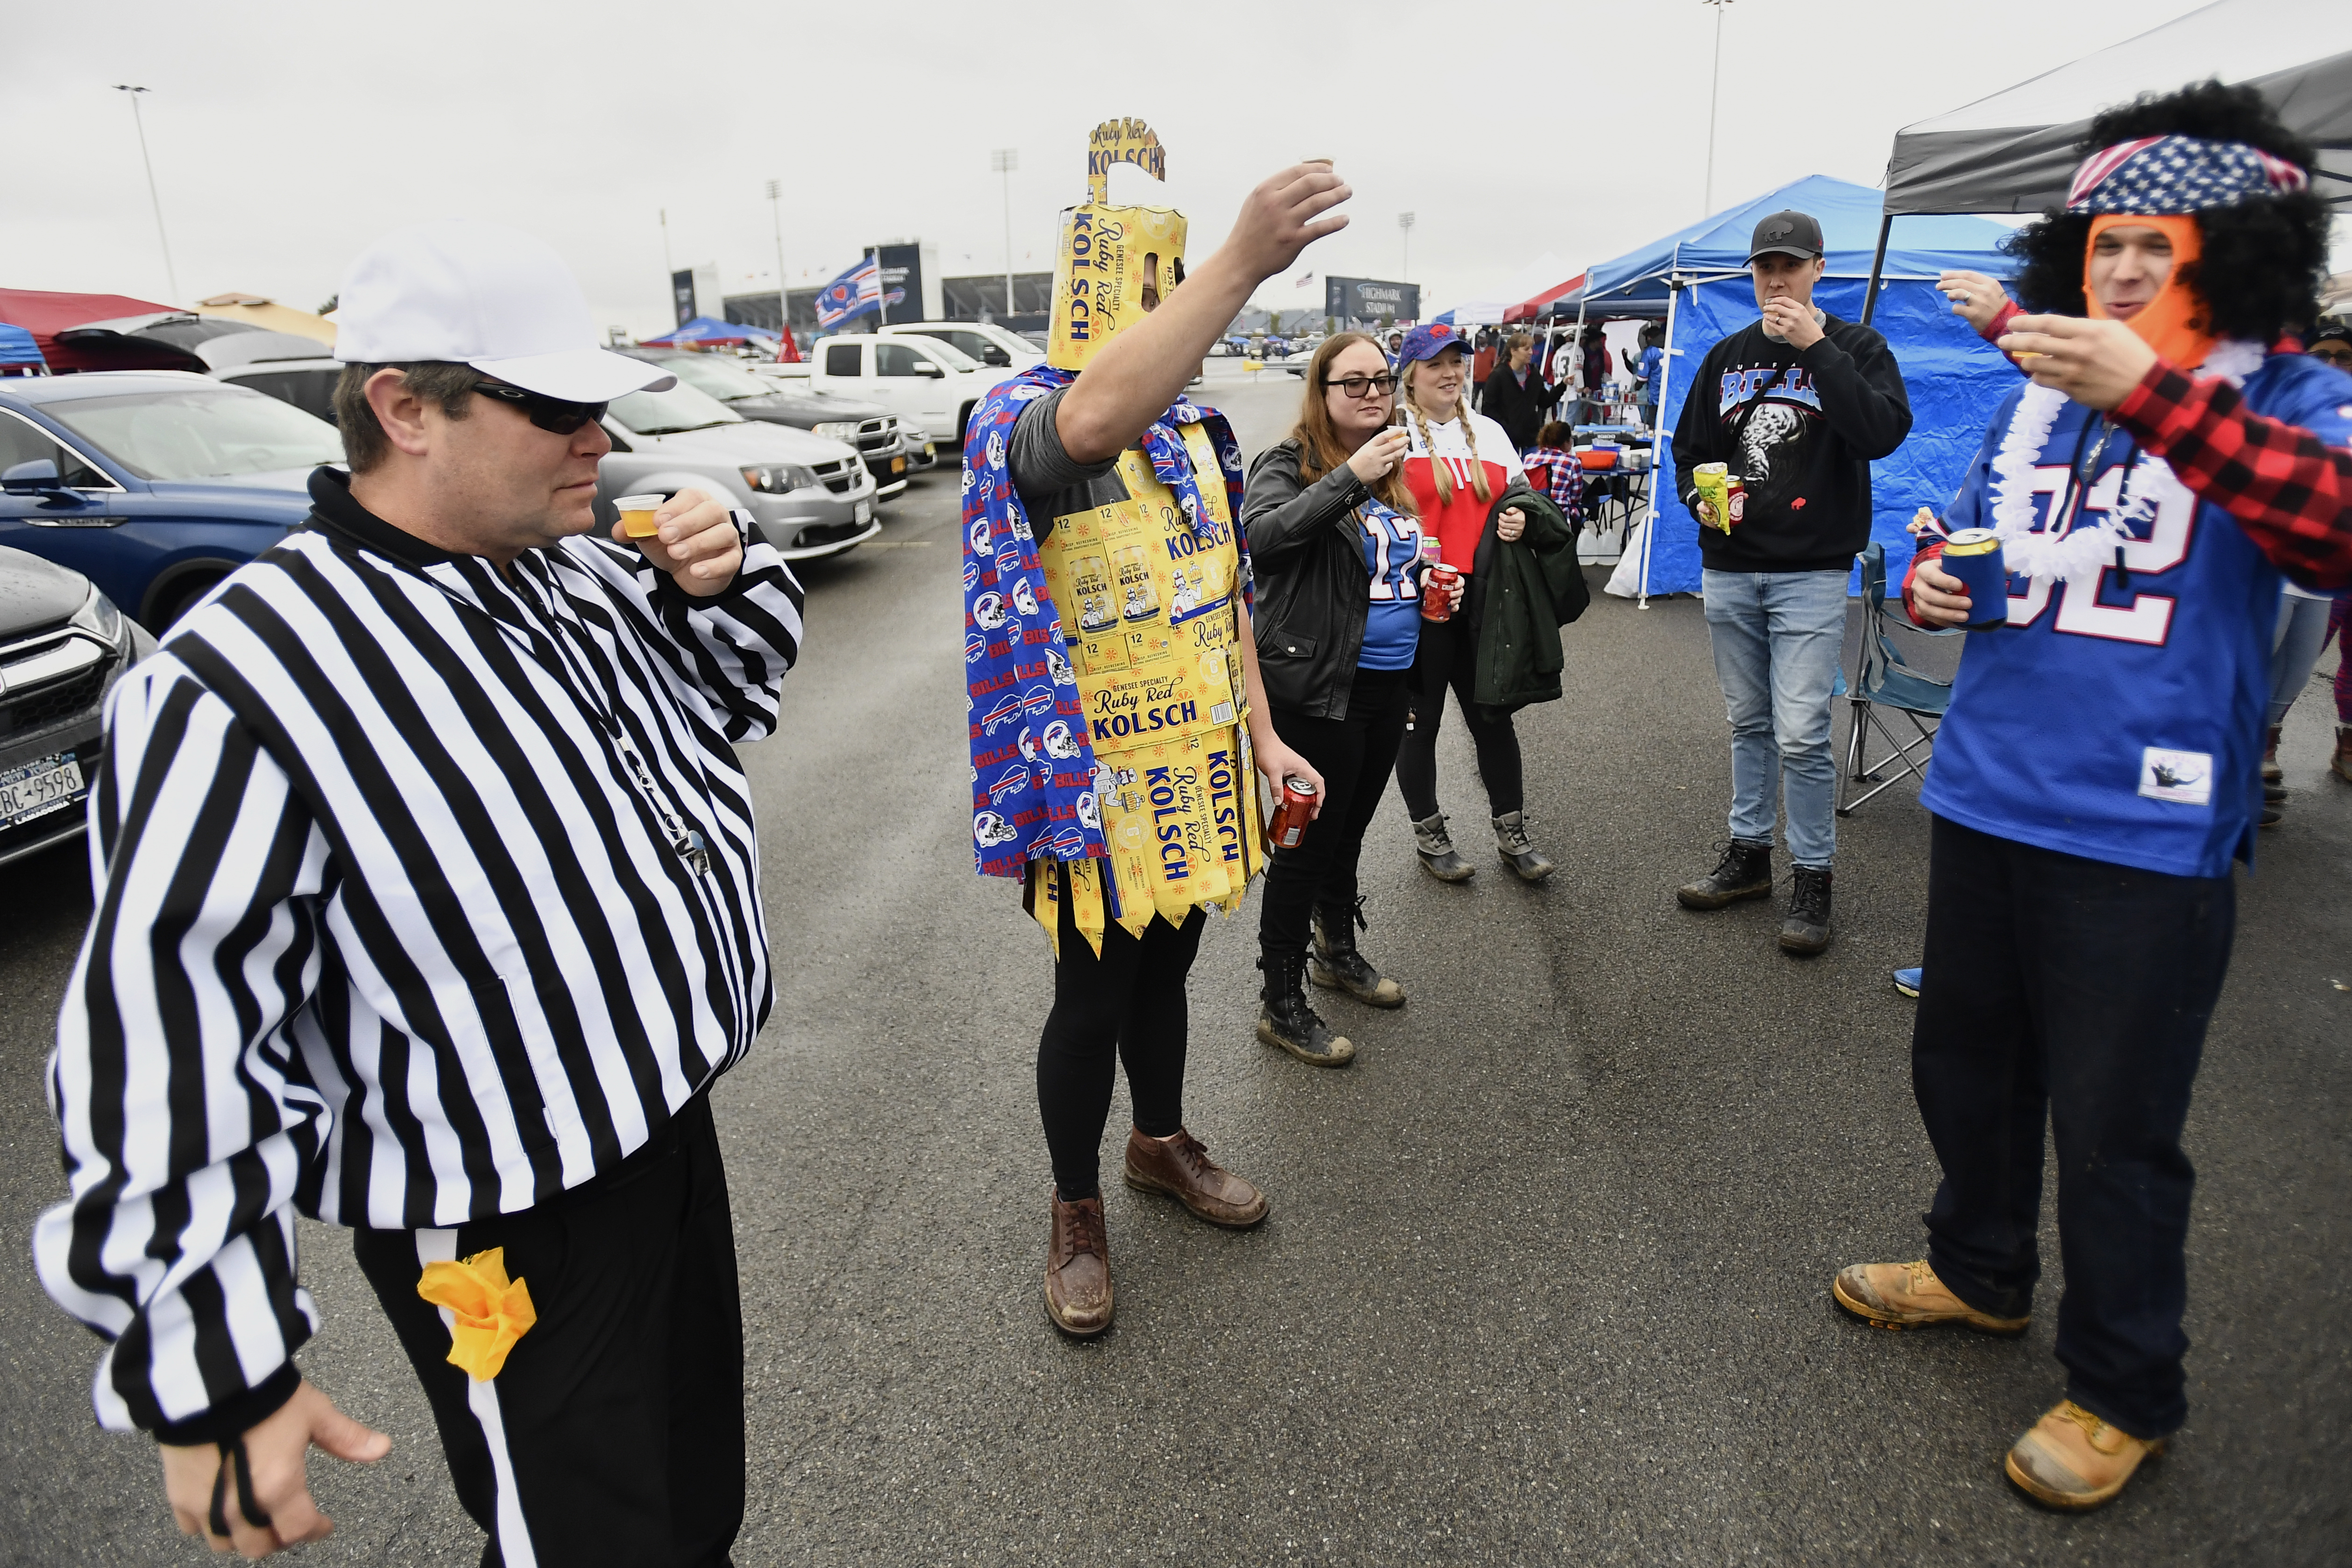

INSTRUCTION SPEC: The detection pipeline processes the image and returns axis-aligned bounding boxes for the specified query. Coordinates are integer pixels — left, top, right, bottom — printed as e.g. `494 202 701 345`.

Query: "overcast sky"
17 0 2286 337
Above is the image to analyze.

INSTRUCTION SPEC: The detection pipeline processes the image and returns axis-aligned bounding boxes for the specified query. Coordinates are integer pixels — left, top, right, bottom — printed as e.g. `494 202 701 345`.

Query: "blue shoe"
1892 966 1923 999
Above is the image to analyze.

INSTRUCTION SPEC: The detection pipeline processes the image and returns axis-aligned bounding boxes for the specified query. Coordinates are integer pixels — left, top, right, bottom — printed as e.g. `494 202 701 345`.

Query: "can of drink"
1421 563 1459 622
1692 463 1744 532
1269 776 1317 849
1939 527 2011 629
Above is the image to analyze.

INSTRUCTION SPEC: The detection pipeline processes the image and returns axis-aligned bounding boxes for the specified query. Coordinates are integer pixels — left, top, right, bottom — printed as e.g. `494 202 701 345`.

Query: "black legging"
1036 875 1204 1201
1257 667 1412 962
1394 609 1523 820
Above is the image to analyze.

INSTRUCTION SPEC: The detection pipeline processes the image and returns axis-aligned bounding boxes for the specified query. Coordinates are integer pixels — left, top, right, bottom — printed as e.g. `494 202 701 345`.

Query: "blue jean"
1701 568 1849 869
2268 591 2339 726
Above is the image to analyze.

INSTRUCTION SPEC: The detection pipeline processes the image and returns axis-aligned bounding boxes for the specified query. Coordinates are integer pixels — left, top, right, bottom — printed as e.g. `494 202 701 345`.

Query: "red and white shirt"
1399 408 1523 573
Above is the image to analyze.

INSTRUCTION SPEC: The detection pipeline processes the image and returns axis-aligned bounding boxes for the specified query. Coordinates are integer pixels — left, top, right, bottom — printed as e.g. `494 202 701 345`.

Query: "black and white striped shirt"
35 470 803 1435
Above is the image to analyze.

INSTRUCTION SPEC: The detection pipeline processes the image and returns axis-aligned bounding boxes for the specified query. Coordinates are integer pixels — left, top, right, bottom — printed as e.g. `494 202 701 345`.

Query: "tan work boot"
2005 1400 2165 1511
1832 1258 2030 1334
1122 1128 1268 1227
1043 1190 1112 1336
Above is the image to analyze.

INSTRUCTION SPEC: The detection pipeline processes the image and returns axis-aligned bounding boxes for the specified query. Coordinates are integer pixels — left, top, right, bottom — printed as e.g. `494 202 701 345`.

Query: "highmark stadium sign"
1324 276 1420 325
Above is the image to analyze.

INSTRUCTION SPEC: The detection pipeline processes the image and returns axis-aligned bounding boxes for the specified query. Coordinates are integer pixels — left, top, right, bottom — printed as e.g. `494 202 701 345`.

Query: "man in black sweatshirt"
1670 209 1911 955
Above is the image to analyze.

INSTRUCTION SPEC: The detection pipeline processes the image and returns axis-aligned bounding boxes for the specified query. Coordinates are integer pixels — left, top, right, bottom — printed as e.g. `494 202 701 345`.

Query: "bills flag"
814 256 883 328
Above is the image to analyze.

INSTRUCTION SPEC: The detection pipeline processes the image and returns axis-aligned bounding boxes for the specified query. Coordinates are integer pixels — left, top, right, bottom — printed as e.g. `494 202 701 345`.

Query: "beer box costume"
963 127 1264 958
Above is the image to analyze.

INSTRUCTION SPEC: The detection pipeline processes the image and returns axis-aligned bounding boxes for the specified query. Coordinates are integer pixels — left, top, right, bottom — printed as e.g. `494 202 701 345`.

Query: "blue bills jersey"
1923 352 2352 879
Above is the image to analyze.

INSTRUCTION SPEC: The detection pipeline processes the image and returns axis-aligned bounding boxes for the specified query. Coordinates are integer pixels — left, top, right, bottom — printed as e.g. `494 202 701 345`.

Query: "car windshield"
905 336 980 372
656 355 773 403
608 382 744 435
40 386 344 481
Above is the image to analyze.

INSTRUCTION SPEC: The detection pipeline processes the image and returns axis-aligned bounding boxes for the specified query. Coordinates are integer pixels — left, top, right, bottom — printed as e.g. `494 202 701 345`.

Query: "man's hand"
1219 162 1352 285
1909 558 1974 629
160 1380 390 1558
1495 505 1528 543
613 487 742 595
1250 736 1327 824
1937 270 2011 335
1995 314 2160 411
1694 498 1719 527
1761 298 1824 351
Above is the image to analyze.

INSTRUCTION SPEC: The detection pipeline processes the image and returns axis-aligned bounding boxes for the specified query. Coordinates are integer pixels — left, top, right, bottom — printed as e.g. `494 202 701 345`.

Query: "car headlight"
740 464 818 494
810 421 859 441
70 585 126 646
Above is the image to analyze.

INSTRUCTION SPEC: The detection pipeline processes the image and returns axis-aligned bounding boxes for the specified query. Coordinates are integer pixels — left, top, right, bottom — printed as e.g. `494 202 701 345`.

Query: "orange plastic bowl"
1577 448 1618 470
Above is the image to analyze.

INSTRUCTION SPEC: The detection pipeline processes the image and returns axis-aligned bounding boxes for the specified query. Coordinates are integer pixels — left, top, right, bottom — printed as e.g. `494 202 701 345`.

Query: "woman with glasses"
1241 333 1422 1066
1390 324 1558 884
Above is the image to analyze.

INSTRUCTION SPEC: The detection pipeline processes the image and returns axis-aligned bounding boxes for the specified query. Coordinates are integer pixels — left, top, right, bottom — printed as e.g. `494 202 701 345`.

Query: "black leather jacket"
1243 439 1379 721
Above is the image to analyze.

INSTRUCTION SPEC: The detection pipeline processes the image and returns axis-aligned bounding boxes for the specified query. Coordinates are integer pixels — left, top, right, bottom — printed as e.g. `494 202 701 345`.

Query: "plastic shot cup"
615 494 665 540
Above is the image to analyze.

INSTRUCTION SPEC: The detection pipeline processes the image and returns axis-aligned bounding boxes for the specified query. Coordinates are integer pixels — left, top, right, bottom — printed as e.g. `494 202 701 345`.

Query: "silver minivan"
595 383 879 561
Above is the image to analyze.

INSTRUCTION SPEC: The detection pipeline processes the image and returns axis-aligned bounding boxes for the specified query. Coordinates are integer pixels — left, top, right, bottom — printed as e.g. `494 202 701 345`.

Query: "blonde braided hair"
1402 357 1493 505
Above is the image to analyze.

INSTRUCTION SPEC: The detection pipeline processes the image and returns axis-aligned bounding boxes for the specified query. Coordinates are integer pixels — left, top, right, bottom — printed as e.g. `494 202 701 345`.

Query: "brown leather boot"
1832 1258 2030 1334
2005 1400 2165 1511
1122 1128 1268 1228
1043 1191 1112 1336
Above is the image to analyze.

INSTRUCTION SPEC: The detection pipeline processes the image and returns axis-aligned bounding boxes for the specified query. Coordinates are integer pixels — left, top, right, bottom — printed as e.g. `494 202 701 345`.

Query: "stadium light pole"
764 179 789 339
1702 0 1734 217
112 85 180 305
991 149 1018 324
1397 211 1415 283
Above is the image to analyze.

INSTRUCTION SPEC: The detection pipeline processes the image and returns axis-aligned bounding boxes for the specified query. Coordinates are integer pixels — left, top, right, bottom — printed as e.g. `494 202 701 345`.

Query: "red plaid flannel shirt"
2109 361 2352 592
1520 445 1585 519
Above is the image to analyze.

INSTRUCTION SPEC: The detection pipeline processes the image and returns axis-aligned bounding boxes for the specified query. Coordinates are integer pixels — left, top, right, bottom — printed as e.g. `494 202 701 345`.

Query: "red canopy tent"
0 288 191 372
1502 271 1585 325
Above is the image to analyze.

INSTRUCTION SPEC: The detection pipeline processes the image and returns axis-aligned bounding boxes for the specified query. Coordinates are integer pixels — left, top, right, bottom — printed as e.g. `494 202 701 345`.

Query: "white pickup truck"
775 333 1015 450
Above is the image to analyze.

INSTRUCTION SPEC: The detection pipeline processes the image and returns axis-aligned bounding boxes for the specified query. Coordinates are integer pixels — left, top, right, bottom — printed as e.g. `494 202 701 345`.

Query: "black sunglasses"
471 381 609 435
1320 373 1399 399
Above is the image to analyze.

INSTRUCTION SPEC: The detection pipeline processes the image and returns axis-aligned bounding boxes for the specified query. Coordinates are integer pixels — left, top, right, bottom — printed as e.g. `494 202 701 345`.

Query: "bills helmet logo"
986 431 1006 471
1045 648 1075 686
1008 507 1033 540
987 764 1033 803
961 466 977 496
1017 725 1039 763
1042 720 1082 759
1020 684 1056 718
1011 578 1040 617
964 630 986 664
994 546 1022 579
968 517 991 552
1042 824 1089 858
1075 790 1100 829
978 691 1025 734
973 810 1017 847
961 560 980 592
1010 384 1046 401
972 592 1007 630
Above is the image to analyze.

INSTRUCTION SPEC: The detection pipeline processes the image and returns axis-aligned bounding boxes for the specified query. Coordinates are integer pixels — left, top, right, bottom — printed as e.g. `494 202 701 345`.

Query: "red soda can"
1421 563 1460 622
1270 776 1317 848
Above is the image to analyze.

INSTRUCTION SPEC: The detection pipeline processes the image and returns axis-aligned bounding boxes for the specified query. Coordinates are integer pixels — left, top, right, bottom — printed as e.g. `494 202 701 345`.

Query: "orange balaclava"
2082 213 2217 371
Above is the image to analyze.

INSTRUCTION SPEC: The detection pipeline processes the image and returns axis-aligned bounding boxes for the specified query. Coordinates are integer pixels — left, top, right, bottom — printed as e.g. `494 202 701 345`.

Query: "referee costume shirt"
34 468 804 1439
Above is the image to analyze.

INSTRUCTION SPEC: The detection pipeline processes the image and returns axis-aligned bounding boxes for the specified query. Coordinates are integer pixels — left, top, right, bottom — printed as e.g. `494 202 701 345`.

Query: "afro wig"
2001 78 2331 345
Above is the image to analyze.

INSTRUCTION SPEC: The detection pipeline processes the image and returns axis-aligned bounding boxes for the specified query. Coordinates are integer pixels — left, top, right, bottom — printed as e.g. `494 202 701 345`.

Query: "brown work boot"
2005 1400 2165 1511
1123 1128 1268 1228
2333 726 2352 785
1043 1190 1112 1336
1832 1258 2030 1334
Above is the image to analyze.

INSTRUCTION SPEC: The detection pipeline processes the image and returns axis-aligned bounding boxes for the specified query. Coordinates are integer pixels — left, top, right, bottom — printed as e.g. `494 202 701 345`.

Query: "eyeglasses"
472 381 610 435
1321 373 1399 400
2311 345 2352 368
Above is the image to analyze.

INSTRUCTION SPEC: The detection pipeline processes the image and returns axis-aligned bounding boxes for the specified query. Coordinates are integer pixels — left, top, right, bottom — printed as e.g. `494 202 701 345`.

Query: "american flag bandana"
2066 135 2309 214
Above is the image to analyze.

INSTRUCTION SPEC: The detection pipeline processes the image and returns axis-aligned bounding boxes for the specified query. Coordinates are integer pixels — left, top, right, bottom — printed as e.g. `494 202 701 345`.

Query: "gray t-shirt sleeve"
1008 385 1118 525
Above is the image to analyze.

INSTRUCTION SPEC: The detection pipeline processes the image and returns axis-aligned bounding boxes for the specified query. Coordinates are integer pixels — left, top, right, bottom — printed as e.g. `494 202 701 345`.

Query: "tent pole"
1637 279 1681 610
1860 212 1893 327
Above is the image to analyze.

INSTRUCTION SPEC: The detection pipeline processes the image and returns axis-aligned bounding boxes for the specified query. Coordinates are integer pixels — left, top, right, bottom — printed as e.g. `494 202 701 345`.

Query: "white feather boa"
1985 341 2263 582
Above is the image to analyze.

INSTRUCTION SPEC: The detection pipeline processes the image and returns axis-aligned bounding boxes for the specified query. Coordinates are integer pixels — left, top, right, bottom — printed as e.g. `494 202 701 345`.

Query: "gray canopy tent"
1860 0 2352 324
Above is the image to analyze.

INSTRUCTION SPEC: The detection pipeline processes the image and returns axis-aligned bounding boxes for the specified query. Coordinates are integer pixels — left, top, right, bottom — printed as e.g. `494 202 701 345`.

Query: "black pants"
1913 815 2234 1438
1258 667 1412 963
1036 878 1205 1200
1394 610 1524 820
355 1093 743 1568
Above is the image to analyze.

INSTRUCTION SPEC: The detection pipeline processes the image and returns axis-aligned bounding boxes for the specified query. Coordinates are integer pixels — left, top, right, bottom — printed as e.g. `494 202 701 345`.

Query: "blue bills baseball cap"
1395 322 1470 365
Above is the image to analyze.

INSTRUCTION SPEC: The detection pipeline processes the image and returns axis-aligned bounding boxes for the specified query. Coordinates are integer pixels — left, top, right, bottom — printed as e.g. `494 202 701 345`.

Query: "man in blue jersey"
1829 83 2352 1511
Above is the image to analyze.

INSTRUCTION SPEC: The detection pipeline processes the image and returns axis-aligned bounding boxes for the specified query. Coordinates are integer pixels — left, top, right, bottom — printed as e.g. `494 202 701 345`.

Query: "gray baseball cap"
1747 210 1824 264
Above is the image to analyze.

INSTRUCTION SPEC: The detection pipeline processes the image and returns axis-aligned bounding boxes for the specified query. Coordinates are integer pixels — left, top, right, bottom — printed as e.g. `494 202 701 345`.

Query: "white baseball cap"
333 219 674 401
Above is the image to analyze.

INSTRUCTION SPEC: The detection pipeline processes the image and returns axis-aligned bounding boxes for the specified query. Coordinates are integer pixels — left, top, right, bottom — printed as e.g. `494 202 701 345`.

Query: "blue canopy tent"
0 322 45 374
1550 175 2021 601
640 315 780 348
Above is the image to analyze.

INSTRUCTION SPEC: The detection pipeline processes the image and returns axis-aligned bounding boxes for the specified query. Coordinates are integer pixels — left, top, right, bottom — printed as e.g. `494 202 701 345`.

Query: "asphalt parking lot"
1 360 2345 1565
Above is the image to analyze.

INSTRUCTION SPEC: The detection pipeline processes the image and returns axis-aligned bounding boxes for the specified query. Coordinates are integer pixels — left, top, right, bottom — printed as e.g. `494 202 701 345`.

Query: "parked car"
875 320 1045 372
0 372 334 633
794 333 1014 448
206 355 340 424
0 545 155 867
596 380 879 561
616 349 912 498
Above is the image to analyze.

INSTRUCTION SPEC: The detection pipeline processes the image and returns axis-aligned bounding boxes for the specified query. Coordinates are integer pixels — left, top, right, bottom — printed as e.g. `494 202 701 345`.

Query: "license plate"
890 456 906 475
0 751 86 830
855 499 871 525
924 443 937 460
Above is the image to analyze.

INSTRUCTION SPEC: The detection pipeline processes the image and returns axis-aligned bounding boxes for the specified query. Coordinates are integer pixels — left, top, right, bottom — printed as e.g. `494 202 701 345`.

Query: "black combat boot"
1256 952 1356 1067
1411 813 1474 882
1676 840 1774 910
1309 899 1407 1007
1779 865 1834 955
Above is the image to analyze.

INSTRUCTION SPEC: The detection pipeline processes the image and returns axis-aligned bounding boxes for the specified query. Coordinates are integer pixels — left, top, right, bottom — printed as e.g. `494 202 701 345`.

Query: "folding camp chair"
1834 541 1963 816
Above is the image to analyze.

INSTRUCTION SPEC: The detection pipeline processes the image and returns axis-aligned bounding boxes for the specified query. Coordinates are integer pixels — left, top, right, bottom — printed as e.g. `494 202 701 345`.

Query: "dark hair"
333 362 477 472
1291 333 1414 515
1536 420 1573 447
2002 78 2330 345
